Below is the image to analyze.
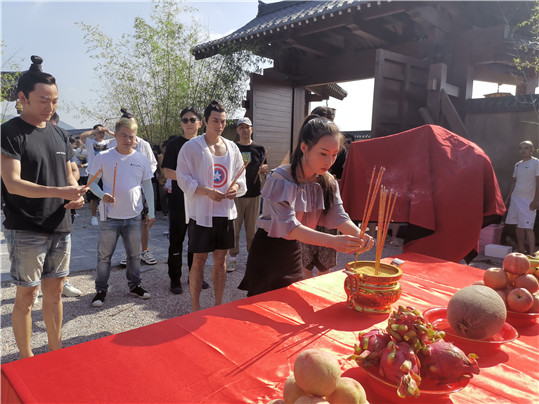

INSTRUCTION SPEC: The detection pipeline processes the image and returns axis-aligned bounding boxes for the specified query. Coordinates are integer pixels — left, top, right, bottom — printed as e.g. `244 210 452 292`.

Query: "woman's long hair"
290 115 344 212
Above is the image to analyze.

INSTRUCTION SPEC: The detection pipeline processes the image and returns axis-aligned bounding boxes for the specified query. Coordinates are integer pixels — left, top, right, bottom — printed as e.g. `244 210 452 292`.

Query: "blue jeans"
96 215 142 292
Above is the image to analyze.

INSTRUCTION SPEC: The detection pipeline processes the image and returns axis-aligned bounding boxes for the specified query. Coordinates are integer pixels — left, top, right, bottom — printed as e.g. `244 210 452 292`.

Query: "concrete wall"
466 110 539 197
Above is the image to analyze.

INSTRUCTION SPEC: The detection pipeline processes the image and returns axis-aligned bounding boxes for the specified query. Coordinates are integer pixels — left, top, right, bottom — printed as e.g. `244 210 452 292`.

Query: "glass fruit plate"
506 310 539 328
357 364 468 402
422 307 518 355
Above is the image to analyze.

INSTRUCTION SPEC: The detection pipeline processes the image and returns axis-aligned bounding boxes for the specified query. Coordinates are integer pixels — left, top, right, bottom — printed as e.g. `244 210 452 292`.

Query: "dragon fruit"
379 341 422 398
387 306 445 352
418 340 479 385
349 328 391 368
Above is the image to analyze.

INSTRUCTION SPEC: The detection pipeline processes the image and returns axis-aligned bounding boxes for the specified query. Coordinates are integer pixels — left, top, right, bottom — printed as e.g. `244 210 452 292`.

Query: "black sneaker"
92 291 107 307
170 284 183 295
130 285 151 299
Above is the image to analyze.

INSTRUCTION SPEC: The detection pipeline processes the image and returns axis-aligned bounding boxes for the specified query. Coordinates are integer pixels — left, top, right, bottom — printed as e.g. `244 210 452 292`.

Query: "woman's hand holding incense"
331 234 373 254
102 194 115 204
358 233 375 253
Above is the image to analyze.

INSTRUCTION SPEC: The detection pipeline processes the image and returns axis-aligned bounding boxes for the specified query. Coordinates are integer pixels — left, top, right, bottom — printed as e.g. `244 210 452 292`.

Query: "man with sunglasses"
161 107 209 294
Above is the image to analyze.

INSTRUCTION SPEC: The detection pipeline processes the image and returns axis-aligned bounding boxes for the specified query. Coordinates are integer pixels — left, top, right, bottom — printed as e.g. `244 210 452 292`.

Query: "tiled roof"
193 0 375 57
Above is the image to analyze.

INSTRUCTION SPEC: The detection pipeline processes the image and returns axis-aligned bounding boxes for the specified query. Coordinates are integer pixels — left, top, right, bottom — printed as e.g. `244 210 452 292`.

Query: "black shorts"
188 217 234 253
86 179 102 201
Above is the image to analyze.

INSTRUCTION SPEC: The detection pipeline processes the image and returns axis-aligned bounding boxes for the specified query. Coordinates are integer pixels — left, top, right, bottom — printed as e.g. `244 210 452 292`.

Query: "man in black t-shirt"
227 117 268 271
0 56 86 359
161 107 208 294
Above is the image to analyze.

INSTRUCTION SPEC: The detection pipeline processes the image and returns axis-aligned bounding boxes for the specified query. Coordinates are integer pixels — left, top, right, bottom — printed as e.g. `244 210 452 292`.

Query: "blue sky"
1 1 513 131
1 1 262 128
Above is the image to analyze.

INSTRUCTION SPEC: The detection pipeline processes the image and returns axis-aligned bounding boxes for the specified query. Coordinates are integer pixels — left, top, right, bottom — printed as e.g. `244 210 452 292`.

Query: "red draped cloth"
340 125 506 262
1 254 538 403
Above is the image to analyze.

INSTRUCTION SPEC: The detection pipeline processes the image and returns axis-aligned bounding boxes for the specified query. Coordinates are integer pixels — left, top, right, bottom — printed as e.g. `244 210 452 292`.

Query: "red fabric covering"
1 253 538 403
340 125 506 262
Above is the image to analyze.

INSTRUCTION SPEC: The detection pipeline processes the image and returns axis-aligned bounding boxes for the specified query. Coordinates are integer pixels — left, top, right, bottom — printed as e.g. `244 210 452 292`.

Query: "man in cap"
227 117 268 272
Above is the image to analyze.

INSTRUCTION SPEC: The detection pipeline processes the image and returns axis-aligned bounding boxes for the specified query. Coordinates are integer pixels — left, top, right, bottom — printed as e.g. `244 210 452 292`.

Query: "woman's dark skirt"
238 228 303 296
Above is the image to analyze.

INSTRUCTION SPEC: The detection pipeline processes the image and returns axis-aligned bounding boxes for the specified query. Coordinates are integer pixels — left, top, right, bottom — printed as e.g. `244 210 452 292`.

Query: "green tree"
76 0 265 145
513 2 539 78
1 42 23 123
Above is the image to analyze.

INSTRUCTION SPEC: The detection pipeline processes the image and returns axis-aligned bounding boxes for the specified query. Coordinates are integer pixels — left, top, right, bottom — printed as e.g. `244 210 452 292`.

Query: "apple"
483 267 509 289
513 274 539 294
506 272 518 284
494 289 507 305
503 252 530 275
529 294 539 313
507 288 534 312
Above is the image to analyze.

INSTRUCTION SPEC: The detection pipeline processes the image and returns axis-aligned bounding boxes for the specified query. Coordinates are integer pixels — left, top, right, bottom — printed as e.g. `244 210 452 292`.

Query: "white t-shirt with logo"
89 148 153 219
212 150 231 217
513 157 539 200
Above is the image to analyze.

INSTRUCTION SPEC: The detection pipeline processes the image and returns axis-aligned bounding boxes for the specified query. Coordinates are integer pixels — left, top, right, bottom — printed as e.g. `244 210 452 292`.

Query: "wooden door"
248 73 305 168
371 49 429 137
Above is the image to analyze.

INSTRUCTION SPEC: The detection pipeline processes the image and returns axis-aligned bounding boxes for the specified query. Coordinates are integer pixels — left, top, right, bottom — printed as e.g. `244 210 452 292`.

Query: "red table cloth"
340 125 506 262
2 253 538 403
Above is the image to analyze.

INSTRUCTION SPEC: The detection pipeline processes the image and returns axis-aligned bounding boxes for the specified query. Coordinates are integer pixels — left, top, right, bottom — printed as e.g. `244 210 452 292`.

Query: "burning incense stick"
86 169 103 188
354 166 385 265
226 160 250 193
254 147 270 184
112 162 118 199
374 187 397 274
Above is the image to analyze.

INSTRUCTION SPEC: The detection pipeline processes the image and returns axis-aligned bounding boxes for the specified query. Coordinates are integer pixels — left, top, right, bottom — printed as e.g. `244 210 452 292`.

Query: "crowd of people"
3 56 535 361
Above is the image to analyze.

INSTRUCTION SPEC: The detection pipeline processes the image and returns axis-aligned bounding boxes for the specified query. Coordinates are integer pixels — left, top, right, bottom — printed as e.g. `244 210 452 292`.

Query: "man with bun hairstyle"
1 56 87 358
176 100 247 311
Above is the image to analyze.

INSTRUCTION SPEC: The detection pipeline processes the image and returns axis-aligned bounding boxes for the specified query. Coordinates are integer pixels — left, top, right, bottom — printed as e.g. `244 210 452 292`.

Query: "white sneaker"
140 250 157 265
227 257 237 272
120 254 127 266
62 281 82 297
91 216 98 226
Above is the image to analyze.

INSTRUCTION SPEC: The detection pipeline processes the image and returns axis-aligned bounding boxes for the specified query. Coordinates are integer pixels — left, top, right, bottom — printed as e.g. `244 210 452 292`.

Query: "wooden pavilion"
193 1 537 193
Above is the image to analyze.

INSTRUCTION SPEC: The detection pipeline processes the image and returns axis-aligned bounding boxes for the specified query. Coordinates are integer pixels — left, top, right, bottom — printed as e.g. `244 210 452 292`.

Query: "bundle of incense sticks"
112 162 118 199
86 169 103 188
354 166 385 266
374 186 397 274
226 160 250 193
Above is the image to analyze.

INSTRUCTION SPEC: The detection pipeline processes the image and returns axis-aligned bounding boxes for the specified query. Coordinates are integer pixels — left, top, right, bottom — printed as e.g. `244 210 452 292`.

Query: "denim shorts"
4 230 70 287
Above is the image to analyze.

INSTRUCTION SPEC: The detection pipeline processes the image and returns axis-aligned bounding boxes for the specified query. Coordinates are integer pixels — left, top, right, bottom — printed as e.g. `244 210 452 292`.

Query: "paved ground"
0 205 501 364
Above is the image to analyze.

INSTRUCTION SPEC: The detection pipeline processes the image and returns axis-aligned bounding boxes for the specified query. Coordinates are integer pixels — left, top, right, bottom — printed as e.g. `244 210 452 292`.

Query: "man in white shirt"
87 117 154 307
176 100 247 311
505 140 539 256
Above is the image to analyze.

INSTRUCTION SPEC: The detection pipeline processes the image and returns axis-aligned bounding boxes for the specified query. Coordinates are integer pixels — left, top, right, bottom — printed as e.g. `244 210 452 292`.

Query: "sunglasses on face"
181 117 198 124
